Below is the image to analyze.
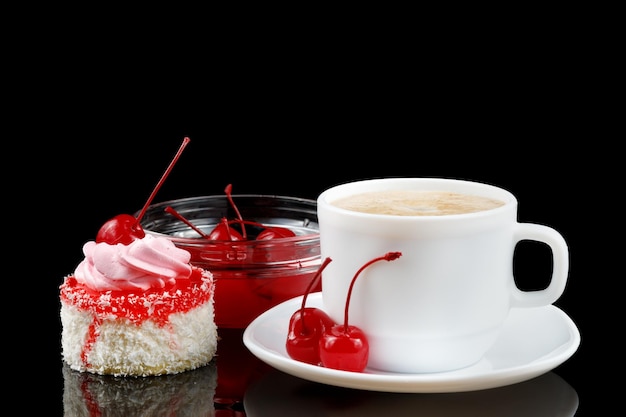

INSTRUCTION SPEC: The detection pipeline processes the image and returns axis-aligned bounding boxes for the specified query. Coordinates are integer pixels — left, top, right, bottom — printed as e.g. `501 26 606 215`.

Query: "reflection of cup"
62 361 217 416
140 195 321 328
318 178 569 373
244 370 578 417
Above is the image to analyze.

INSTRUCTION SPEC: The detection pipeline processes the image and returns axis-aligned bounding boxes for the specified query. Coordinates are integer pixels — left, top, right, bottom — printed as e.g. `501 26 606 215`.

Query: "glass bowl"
138 195 321 328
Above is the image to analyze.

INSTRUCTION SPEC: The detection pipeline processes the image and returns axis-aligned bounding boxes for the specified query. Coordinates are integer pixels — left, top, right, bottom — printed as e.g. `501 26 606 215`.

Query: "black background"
17 43 606 415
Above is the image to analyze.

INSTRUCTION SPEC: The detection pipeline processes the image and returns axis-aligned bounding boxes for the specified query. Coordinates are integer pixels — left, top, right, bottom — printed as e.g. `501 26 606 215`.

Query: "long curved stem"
300 257 333 334
135 137 190 228
224 184 247 239
165 206 211 238
343 252 402 332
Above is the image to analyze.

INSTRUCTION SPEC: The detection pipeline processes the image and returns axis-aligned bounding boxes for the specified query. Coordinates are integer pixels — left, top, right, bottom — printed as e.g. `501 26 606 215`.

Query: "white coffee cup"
317 177 569 373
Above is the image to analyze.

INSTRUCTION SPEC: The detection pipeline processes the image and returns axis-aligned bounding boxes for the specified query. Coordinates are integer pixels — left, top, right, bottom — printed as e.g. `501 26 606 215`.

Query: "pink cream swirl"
74 234 192 291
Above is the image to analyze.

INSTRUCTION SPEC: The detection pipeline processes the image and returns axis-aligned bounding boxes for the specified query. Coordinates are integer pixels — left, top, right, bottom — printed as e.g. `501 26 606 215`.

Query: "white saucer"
243 293 580 393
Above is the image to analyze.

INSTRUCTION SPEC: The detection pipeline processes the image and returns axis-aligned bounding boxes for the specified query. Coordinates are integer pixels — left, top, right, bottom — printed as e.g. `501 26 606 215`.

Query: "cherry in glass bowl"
138 195 321 328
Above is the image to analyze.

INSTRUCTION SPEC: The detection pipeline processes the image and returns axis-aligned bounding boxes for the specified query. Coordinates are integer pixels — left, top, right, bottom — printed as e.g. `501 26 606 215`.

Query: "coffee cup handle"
510 223 569 308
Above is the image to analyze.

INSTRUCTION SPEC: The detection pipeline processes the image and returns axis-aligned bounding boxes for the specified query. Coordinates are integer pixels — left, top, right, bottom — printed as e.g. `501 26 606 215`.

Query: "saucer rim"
242 292 580 393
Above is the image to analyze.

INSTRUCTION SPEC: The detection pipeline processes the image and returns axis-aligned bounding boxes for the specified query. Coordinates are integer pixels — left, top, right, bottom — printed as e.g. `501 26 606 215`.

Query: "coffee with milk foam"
332 190 505 216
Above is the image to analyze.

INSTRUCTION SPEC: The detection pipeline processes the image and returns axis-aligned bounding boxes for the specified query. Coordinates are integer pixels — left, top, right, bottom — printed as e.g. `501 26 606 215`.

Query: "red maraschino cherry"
96 213 145 245
95 137 191 245
286 257 334 365
206 183 295 241
256 226 297 240
207 217 244 241
163 183 298 241
319 251 402 372
164 204 293 242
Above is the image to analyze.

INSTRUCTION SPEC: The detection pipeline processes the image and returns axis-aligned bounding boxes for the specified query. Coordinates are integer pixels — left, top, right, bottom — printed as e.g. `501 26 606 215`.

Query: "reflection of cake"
60 234 217 376
62 360 217 416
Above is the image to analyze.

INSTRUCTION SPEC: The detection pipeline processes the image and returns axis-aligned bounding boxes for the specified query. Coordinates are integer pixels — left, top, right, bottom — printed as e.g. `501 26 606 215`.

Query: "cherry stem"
134 137 191 229
218 217 236 240
342 251 402 332
164 204 274 241
224 184 247 239
299 257 333 334
164 206 211 239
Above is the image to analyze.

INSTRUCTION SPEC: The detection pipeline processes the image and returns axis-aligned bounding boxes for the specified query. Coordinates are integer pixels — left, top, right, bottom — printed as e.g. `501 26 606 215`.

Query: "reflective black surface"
57 328 580 416
244 369 578 417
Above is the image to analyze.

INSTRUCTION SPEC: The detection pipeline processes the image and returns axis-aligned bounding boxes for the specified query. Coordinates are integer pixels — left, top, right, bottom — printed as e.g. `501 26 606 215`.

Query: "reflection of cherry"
286 257 334 365
96 137 191 245
319 251 402 372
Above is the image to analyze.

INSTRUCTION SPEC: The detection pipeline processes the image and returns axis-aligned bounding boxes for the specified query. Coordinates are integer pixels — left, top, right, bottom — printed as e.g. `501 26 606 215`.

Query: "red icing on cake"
60 267 212 326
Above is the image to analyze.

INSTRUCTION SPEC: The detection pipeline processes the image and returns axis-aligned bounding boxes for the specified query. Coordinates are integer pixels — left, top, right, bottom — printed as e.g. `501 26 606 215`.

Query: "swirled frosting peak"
74 234 192 291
